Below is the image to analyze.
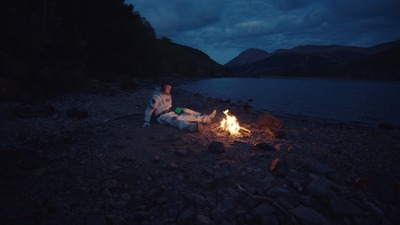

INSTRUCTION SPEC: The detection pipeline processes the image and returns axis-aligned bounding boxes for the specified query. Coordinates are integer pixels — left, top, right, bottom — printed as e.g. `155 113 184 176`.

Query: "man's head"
161 81 172 95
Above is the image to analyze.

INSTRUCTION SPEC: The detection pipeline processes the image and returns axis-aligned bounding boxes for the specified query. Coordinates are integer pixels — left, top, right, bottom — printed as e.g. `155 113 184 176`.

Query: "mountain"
225 48 271 67
236 52 342 77
344 46 400 80
225 39 400 79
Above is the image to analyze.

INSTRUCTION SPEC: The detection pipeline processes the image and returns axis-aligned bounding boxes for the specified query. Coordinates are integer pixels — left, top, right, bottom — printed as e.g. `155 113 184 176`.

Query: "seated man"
142 81 216 132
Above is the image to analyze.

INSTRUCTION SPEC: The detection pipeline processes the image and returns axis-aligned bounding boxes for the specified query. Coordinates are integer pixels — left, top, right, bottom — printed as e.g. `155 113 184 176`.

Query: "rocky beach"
1 80 399 225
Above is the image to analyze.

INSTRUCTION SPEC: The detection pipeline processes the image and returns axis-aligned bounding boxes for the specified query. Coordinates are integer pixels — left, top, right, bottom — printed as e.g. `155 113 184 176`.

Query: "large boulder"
258 112 285 139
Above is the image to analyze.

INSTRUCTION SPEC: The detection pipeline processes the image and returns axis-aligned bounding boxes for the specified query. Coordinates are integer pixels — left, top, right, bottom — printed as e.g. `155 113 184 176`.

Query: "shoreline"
1 81 399 224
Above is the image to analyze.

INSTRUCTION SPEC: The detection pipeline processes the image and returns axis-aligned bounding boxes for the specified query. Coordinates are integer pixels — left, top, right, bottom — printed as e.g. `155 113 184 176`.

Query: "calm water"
178 77 400 127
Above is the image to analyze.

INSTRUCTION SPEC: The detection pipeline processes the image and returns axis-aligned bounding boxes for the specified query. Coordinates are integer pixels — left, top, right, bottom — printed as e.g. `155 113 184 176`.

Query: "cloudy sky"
126 0 400 64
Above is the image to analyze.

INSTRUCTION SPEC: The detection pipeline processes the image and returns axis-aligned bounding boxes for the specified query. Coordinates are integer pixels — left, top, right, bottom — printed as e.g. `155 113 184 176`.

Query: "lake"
177 77 400 127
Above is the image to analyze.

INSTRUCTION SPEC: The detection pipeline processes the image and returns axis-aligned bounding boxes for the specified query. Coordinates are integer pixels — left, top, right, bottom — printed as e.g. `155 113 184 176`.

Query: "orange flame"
220 109 242 135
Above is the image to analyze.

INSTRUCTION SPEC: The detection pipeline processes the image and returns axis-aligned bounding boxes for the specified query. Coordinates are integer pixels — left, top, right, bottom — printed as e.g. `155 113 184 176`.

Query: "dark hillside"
237 52 342 77
344 46 400 80
367 39 400 54
225 48 270 67
157 38 232 78
0 0 230 101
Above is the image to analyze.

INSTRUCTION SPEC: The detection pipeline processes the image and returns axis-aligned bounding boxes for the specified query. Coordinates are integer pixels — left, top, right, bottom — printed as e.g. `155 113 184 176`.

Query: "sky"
126 0 400 64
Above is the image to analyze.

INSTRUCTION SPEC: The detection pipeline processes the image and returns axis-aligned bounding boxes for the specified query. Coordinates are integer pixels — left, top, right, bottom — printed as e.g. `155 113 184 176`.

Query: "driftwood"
236 183 299 225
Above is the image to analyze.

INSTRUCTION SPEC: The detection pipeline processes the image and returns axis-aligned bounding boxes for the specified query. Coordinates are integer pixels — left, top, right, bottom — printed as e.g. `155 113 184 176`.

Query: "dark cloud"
127 0 400 64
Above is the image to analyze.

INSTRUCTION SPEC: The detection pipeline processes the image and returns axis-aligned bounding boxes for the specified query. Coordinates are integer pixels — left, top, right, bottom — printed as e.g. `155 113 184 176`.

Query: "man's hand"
142 122 151 127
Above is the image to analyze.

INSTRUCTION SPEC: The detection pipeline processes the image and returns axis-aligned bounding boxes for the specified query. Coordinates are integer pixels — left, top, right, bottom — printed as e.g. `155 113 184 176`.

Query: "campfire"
220 109 251 136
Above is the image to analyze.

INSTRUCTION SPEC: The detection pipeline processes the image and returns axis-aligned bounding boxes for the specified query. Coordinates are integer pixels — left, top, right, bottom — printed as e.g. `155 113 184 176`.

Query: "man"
142 81 216 132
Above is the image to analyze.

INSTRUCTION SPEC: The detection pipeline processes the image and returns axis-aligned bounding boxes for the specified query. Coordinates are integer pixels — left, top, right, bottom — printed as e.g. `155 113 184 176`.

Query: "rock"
262 173 275 183
167 162 180 170
265 128 286 139
218 195 235 211
288 145 302 152
220 220 232 225
196 214 211 225
268 186 289 196
66 107 89 119
214 172 228 181
86 215 107 225
270 158 280 172
306 176 337 198
33 167 46 177
364 201 384 217
208 141 225 153
153 156 160 163
114 200 128 209
186 193 206 207
254 142 275 151
202 167 214 176
331 183 351 195
167 207 179 218
290 205 329 225
274 143 291 152
106 215 126 225
103 179 118 189
199 177 215 189
297 186 304 192
252 203 275 218
258 113 283 130
178 208 196 224
121 193 131 201
329 197 362 215
102 188 113 199
175 148 188 157
353 216 379 225
211 208 227 223
285 169 306 184
260 215 279 225
303 161 333 174
12 104 55 118
155 197 168 205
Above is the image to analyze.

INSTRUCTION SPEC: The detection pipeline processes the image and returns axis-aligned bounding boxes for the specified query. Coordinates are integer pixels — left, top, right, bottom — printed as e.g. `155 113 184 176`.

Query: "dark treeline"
0 0 230 100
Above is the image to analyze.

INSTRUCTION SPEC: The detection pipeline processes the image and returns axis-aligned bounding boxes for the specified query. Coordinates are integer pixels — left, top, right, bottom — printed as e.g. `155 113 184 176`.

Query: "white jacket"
144 87 172 123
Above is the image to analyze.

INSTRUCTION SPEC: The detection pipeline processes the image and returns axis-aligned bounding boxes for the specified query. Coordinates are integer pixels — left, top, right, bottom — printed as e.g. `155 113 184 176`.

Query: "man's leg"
158 112 198 132
181 108 216 123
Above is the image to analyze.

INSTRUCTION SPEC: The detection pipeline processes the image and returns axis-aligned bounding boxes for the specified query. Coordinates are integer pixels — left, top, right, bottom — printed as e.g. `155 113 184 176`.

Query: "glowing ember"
220 109 242 135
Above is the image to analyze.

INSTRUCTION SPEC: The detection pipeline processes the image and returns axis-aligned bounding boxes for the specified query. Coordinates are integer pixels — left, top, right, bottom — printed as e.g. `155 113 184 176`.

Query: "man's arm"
143 96 159 127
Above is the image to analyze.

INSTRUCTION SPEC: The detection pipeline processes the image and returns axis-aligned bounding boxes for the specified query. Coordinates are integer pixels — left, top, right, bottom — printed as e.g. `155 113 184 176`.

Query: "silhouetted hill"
344 46 400 80
238 52 341 77
0 0 231 101
157 38 232 78
225 48 270 67
367 39 400 54
225 39 400 79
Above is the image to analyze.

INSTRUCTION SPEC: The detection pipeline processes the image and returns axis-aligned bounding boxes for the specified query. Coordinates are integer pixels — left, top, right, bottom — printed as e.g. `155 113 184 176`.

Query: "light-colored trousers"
157 108 211 131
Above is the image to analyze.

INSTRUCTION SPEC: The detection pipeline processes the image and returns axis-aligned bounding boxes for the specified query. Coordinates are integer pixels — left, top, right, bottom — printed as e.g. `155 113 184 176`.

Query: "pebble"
33 167 46 177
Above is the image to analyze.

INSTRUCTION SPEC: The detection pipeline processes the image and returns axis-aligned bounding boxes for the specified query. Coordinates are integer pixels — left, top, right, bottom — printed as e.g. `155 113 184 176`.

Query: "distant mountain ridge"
225 48 271 67
225 39 400 79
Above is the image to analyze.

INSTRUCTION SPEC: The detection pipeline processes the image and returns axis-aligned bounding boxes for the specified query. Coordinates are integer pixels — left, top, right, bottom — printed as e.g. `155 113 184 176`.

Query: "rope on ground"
236 183 299 225
95 113 143 126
